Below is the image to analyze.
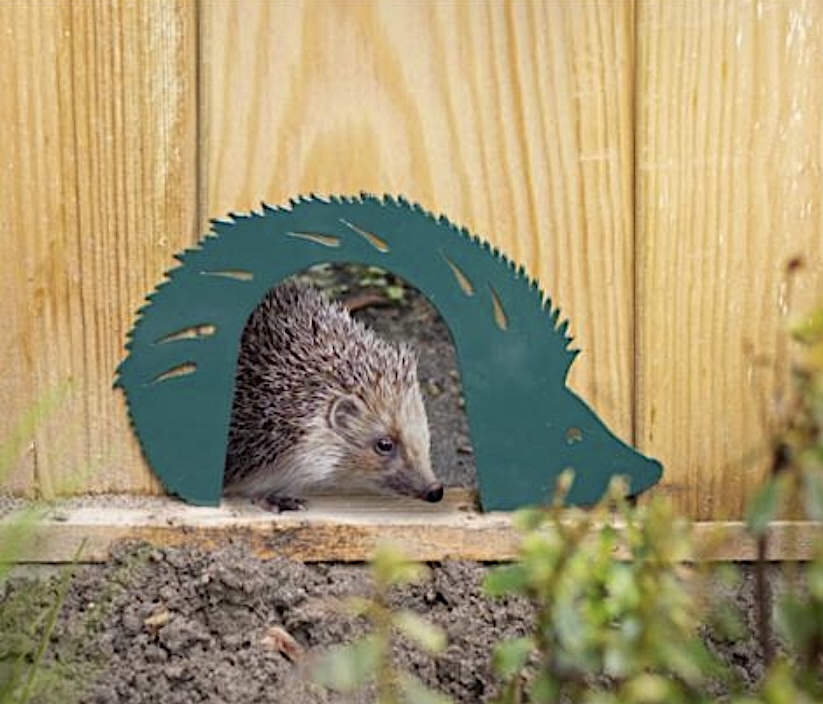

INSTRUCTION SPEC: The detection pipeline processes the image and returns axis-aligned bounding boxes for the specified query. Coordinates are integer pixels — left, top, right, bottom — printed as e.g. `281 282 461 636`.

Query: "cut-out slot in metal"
565 427 583 445
149 362 197 385
287 231 341 248
339 218 390 253
489 285 508 331
155 324 217 345
441 252 475 296
201 270 254 281
116 196 663 511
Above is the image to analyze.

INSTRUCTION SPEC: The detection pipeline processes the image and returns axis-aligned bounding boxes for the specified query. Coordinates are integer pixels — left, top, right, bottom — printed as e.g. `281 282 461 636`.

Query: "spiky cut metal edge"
115 193 661 509
117 193 576 369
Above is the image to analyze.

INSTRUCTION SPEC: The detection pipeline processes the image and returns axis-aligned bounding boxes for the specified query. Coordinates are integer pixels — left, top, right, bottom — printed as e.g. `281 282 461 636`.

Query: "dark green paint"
115 195 662 510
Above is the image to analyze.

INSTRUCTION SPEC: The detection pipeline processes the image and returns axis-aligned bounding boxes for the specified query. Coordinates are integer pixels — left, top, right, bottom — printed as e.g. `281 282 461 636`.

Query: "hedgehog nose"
423 482 444 503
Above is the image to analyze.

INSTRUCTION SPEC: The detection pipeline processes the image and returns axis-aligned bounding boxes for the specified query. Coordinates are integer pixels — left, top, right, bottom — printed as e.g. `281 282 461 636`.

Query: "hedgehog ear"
328 394 368 436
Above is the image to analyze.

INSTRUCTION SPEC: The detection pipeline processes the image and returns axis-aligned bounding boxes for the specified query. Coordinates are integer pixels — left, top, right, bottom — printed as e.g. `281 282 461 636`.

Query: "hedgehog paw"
257 494 307 513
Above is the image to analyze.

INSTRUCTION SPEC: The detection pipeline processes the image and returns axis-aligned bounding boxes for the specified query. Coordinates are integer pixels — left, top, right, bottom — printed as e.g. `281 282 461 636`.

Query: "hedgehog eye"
374 436 395 456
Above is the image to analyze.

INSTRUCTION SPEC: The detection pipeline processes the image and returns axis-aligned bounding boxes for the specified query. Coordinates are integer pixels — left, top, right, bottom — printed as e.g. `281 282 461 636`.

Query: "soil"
0 270 775 702
0 547 779 704
49 549 533 703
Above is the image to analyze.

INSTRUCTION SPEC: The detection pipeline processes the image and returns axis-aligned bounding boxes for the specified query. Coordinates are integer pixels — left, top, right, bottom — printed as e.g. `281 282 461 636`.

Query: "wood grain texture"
202 0 637 437
0 1 198 496
0 2 50 492
637 0 823 519
3 492 818 563
5 0 821 538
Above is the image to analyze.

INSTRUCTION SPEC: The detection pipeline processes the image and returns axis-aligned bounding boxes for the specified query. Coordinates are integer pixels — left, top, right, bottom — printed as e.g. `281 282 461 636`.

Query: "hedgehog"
223 279 444 511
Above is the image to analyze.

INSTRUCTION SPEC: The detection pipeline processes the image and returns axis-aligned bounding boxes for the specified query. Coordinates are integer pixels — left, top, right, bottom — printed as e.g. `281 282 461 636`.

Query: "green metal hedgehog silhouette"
116 195 662 511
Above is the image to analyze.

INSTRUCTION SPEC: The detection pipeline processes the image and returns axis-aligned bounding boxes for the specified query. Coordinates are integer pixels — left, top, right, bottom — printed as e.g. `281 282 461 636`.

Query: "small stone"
144 644 168 663
424 379 443 396
143 608 171 630
121 611 143 635
260 625 304 662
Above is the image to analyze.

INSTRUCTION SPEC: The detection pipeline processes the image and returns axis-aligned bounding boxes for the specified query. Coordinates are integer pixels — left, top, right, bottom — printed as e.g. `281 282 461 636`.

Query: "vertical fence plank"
0 1 198 496
0 2 49 491
637 0 823 519
203 0 637 441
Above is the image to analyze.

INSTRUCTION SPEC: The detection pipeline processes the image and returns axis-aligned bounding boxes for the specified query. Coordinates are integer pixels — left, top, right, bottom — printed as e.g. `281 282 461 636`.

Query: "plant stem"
17 540 86 704
755 533 774 667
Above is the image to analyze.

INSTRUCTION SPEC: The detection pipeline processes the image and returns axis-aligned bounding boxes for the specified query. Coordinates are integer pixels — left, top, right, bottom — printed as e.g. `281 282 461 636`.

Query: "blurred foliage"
0 385 124 704
485 472 725 704
0 543 148 704
738 305 823 702
0 548 85 704
297 263 409 304
0 387 71 703
312 542 451 704
482 303 823 703
0 384 70 585
310 306 823 704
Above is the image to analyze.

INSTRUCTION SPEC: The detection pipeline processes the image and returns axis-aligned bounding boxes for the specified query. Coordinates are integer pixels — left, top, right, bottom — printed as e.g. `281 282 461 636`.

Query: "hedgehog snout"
422 482 444 503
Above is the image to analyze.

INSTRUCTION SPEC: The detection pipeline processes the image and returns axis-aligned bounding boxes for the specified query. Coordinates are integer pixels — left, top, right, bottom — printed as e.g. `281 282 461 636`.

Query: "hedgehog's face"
326 387 443 503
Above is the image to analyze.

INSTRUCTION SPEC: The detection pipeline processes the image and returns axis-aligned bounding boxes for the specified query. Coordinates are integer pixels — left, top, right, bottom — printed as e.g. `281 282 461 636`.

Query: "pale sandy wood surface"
202 0 637 438
636 0 823 520
3 491 819 563
2 0 823 535
0 1 199 496
0 2 47 493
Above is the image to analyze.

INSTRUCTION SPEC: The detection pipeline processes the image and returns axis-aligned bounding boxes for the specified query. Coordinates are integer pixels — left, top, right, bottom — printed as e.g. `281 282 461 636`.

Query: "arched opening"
223 262 476 509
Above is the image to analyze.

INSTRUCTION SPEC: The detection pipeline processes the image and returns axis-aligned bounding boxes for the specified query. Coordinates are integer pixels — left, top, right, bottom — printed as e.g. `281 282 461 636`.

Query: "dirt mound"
36 545 532 703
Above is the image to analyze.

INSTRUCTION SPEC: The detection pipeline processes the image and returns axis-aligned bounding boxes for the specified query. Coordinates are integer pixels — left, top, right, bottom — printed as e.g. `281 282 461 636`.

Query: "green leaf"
759 659 809 704
807 560 823 600
622 673 672 702
371 543 428 588
707 601 747 642
491 637 534 680
345 596 373 617
605 475 630 503
512 507 548 533
552 468 576 505
605 563 640 611
665 639 724 685
792 309 823 345
398 673 455 704
802 466 823 522
745 476 787 536
0 507 42 585
393 610 446 653
775 593 817 654
528 669 559 704
484 565 529 597
313 635 384 692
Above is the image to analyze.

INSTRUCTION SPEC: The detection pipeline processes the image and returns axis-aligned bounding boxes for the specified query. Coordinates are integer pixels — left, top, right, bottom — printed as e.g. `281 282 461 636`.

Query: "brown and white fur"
224 279 443 511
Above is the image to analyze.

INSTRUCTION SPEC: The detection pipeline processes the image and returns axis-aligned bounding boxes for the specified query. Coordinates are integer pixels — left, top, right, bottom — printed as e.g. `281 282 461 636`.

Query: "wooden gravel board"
1 492 820 563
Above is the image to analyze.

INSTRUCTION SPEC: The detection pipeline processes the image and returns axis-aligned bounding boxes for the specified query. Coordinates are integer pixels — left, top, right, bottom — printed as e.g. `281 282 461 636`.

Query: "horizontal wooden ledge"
1 490 820 563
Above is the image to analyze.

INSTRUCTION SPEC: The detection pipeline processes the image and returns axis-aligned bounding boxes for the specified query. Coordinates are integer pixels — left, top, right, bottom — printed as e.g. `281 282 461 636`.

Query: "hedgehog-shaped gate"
115 195 662 510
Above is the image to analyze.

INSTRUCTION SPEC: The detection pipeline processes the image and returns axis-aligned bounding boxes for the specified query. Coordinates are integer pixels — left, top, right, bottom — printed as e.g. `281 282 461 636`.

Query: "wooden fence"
2 0 822 523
